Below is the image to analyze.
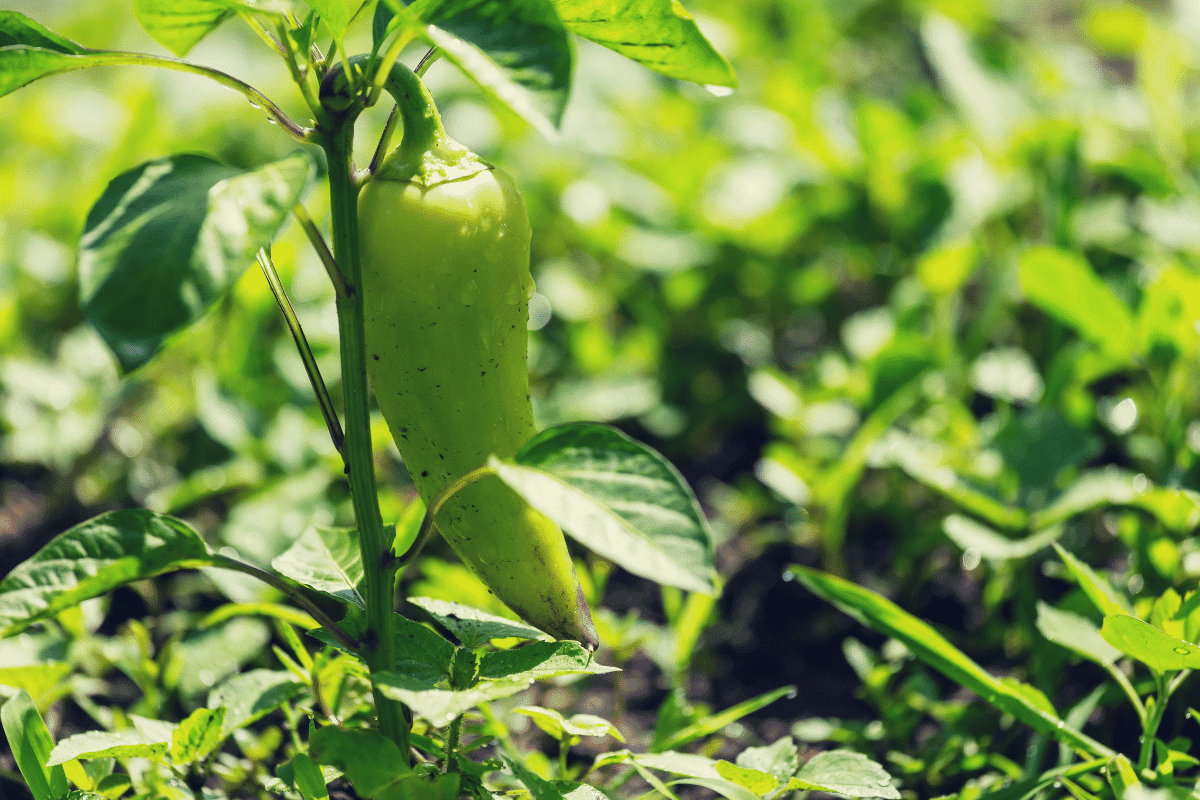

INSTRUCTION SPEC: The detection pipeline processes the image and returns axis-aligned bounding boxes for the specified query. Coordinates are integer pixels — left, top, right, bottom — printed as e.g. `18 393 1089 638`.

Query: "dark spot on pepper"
421 470 428 477
372 354 380 360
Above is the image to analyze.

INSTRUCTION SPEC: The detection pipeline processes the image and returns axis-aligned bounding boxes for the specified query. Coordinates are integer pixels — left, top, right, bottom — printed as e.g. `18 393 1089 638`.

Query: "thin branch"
293 204 349 299
415 47 440 76
397 465 494 568
208 553 360 651
256 249 345 456
369 105 401 175
237 10 287 58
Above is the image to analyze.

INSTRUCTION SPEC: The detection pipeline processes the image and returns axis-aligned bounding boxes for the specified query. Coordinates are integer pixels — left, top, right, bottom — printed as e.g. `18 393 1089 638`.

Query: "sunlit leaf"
79 151 316 372
273 526 366 609
0 510 213 637
1100 614 1200 673
1 691 68 800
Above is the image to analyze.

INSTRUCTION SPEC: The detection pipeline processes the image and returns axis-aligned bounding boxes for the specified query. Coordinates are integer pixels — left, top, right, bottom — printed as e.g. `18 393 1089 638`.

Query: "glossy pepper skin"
356 64 598 647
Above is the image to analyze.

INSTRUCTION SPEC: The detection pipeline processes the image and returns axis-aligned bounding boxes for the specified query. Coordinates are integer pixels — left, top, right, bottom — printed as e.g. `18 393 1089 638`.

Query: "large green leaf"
372 671 533 727
0 510 214 637
552 0 736 87
207 669 308 736
788 750 899 799
378 0 572 134
80 151 315 372
409 596 550 649
492 422 715 594
1033 469 1200 533
792 566 1114 759
1019 246 1136 361
1036 602 1122 666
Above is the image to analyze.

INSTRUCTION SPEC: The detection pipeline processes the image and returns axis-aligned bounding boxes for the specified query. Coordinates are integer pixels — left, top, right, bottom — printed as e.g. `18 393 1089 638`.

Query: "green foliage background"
6 0 1200 797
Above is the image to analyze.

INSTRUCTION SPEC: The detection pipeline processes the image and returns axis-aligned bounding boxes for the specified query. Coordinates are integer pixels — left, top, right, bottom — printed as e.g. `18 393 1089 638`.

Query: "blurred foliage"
8 0 1200 797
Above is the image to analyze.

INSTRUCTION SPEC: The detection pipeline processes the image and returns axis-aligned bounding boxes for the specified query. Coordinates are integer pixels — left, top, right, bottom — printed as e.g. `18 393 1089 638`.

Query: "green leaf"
870 430 1028 530
409 596 550 649
372 671 533 727
287 752 331 800
380 0 573 132
169 706 225 764
492 422 715 594
942 515 1062 563
734 736 799 785
273 526 366 608
133 0 289 56
478 640 618 681
789 750 899 800
309 727 413 799
791 566 1114 759
1034 470 1200 533
207 669 307 736
653 685 793 752
714 761 778 795
1019 246 1137 361
0 510 213 637
47 726 171 766
552 0 736 87
516 706 625 742
163 618 272 699
393 613 456 684
1 690 69 800
303 0 354 37
0 663 73 709
134 0 236 55
1053 544 1132 616
1036 602 1122 666
79 151 317 372
0 11 85 52
1100 614 1200 673
505 755 566 800
670 777 760 800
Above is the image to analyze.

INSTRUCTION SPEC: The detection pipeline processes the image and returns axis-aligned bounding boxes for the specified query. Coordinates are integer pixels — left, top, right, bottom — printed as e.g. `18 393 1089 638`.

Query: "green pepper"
354 62 597 646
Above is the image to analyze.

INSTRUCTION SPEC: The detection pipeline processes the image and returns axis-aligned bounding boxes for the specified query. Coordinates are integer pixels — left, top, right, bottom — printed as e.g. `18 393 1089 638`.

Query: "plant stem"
443 714 463 774
207 554 357 650
257 249 344 454
321 117 409 760
1138 674 1170 772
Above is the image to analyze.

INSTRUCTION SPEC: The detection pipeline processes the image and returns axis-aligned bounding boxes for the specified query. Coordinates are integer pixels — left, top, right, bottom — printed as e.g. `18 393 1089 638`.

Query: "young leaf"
792 566 1114 759
652 685 794 752
1099 615 1200 673
0 11 85 52
735 736 799 785
134 0 236 56
1 690 69 800
506 755 567 800
285 752 331 800
516 706 625 742
942 515 1061 563
372 672 533 727
1052 544 1132 616
552 0 737 87
0 509 214 637
1033 469 1200 533
478 640 618 681
273 526 366 608
714 761 778 795
47 727 171 766
302 0 354 37
169 706 225 765
492 422 715 594
788 750 900 800
207 669 308 736
409 596 551 648
80 151 317 372
1036 602 1122 666
1019 246 1136 362
0 663 73 709
393 613 456 684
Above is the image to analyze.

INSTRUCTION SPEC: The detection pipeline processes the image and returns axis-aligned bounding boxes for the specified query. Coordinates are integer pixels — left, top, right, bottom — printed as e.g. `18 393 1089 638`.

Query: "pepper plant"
0 2 902 799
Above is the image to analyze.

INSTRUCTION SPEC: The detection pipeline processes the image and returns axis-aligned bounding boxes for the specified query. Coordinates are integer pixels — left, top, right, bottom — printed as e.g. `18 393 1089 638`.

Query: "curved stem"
208 553 359 650
1104 662 1146 723
1138 674 1170 772
397 465 494 569
322 113 408 759
292 204 349 300
72 50 313 140
257 249 345 455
